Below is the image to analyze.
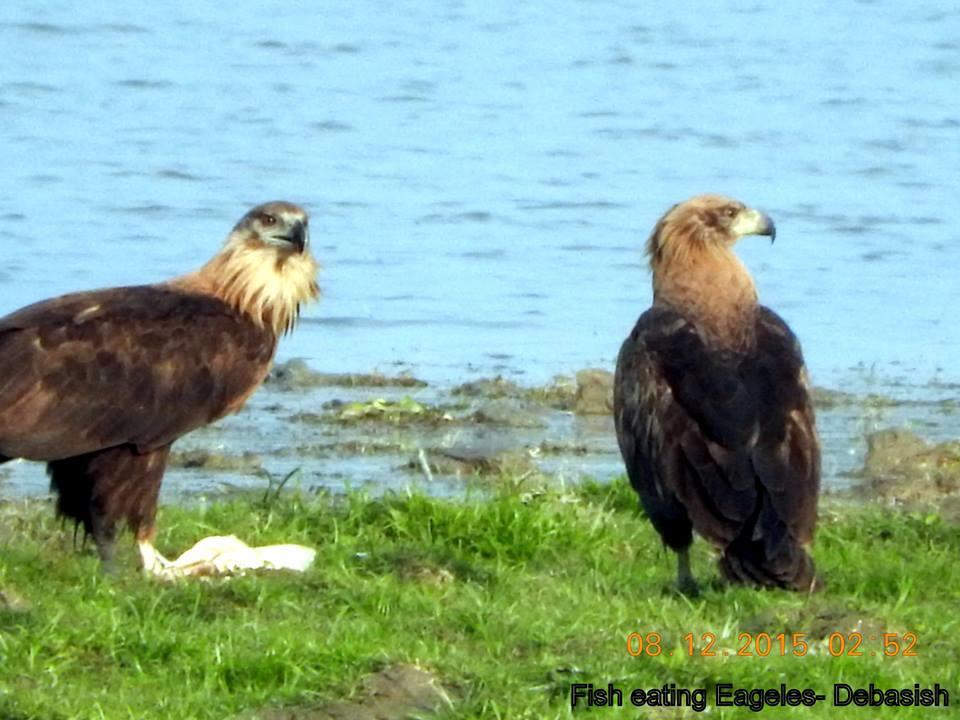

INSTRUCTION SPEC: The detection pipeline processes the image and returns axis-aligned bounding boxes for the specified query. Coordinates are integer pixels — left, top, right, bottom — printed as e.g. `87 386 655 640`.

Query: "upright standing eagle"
0 202 320 576
614 195 820 593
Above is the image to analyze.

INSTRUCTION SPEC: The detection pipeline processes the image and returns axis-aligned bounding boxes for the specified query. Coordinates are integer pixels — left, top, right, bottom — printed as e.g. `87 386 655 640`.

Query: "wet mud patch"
403 445 538 478
457 372 575 409
451 375 525 399
252 663 454 720
268 359 426 391
850 428 960 508
810 386 900 410
572 368 614 415
220 369 626 495
276 440 412 459
535 441 590 456
170 449 264 473
452 369 613 415
471 398 548 428
810 384 959 413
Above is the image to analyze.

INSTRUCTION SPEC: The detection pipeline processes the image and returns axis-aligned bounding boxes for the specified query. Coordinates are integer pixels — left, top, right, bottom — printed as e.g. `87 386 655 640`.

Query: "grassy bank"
1 478 957 719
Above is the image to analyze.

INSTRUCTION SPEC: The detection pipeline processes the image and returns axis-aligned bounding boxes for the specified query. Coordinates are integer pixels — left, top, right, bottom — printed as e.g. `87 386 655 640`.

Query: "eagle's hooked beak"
732 207 777 244
275 220 307 253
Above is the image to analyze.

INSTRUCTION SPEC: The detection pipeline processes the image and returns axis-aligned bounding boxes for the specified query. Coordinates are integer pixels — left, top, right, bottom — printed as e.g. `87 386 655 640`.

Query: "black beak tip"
277 220 306 252
765 216 777 244
291 221 306 252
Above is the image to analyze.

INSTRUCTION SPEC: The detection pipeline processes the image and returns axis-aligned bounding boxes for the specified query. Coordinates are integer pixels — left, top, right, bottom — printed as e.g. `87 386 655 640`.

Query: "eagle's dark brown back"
0 285 277 462
614 304 820 589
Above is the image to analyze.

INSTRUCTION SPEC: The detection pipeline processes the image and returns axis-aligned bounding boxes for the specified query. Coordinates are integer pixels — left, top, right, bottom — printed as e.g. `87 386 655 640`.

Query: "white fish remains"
153 535 316 579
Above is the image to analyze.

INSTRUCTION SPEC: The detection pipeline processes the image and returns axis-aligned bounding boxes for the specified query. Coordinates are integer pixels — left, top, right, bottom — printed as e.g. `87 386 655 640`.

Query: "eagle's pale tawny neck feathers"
652 245 758 353
647 197 761 353
174 236 320 337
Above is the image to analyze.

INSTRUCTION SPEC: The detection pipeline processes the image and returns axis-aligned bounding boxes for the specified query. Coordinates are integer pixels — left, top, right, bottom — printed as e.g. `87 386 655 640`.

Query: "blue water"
2 1 958 390
0 2 958 500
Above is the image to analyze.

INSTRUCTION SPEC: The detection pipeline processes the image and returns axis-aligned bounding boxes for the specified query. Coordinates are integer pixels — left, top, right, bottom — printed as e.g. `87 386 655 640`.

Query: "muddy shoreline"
1 359 958 511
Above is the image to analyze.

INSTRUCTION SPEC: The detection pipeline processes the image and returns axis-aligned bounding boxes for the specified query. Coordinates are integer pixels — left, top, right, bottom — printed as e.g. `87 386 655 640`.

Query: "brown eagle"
0 202 320 576
614 194 820 593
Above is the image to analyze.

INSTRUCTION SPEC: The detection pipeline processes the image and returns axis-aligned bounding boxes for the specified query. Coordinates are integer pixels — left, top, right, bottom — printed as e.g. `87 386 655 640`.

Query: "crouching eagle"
0 202 319 576
614 195 820 593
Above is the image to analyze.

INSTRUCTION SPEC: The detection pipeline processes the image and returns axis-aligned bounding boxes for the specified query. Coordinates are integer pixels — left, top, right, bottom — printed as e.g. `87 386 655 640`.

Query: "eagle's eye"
724 206 738 218
261 214 278 226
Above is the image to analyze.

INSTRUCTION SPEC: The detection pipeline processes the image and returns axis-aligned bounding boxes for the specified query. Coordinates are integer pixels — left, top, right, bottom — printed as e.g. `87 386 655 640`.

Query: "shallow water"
1 2 958 498
1 376 956 503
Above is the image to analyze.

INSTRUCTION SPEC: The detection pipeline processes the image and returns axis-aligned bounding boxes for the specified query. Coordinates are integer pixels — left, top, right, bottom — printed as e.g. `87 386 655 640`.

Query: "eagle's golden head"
193 201 320 335
646 194 776 265
231 201 311 255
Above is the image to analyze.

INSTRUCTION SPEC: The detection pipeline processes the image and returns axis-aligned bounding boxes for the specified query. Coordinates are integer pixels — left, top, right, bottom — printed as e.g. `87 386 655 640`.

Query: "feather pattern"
0 286 276 460
615 195 820 592
0 201 320 570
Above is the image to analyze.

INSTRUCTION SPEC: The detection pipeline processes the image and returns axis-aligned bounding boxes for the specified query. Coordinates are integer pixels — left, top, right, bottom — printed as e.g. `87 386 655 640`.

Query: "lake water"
1 1 958 498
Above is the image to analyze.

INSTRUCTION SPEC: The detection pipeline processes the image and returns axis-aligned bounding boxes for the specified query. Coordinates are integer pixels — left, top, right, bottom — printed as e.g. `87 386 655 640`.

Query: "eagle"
614 194 820 593
0 202 320 576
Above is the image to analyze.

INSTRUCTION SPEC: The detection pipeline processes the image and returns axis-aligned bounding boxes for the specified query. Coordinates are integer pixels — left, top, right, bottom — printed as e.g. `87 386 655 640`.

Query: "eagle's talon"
675 549 701 596
138 541 175 578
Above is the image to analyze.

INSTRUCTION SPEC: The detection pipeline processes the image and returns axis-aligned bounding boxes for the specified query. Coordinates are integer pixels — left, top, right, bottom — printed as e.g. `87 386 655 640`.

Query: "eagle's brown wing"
614 305 819 588
615 305 759 546
748 306 820 545
0 285 276 461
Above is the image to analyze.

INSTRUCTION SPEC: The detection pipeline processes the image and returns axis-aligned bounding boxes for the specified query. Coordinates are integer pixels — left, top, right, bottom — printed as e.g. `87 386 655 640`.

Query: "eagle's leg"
89 508 119 572
120 445 174 578
48 444 173 574
637 494 700 595
675 548 700 596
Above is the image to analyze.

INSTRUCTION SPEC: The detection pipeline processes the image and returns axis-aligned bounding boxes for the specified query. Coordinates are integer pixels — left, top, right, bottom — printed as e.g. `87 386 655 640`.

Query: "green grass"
1 479 958 719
